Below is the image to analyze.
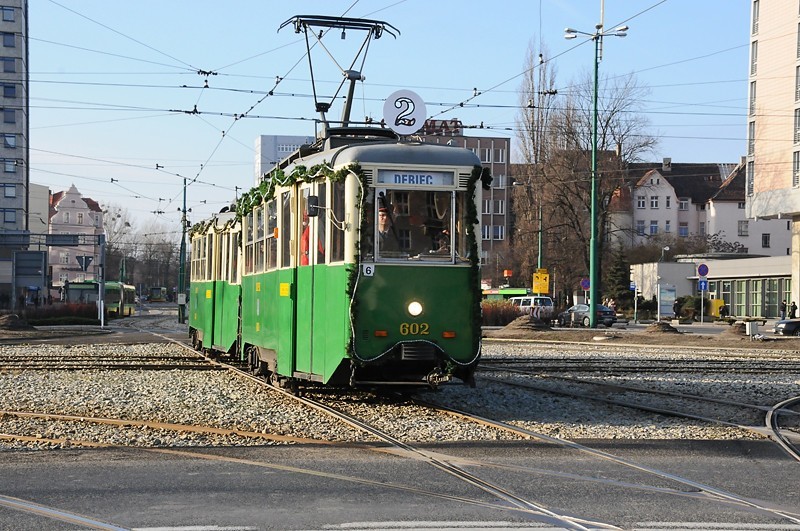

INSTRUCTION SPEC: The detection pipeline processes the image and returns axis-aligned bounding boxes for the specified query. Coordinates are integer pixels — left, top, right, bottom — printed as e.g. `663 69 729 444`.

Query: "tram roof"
288 138 482 171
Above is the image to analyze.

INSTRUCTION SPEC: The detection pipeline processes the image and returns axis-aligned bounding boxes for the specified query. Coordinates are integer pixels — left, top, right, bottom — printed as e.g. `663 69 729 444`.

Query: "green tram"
189 130 487 389
62 280 136 317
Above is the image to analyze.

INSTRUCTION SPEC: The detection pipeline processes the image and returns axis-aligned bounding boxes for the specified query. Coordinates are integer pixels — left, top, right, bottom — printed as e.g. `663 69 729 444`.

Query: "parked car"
772 319 800 336
557 304 617 327
509 295 554 319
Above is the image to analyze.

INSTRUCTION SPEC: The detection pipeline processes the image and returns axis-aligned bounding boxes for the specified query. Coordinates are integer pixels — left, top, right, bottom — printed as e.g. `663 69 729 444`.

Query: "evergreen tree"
603 245 633 309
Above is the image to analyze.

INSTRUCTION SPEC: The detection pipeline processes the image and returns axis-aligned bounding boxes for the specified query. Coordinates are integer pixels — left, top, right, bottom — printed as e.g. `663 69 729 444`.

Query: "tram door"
294 182 327 379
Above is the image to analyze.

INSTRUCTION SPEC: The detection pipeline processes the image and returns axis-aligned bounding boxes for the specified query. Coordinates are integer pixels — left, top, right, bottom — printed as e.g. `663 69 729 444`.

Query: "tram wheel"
190 331 200 351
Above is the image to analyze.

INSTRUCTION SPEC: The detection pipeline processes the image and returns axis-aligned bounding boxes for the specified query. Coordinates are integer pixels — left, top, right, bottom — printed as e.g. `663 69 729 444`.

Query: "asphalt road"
0 440 797 530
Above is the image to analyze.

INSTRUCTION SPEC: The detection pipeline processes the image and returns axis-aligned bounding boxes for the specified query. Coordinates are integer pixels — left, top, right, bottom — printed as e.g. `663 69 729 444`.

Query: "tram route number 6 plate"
362 264 375 276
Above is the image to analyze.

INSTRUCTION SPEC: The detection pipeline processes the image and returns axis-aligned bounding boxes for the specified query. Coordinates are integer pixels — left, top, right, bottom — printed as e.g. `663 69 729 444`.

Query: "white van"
509 296 555 319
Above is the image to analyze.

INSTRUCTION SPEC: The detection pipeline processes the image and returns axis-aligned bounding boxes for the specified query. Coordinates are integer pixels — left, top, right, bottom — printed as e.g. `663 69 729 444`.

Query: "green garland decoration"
467 164 489 359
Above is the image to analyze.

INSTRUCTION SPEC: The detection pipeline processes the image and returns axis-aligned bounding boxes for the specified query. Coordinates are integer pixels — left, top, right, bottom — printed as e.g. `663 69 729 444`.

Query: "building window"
650 196 659 209
479 148 491 163
63 212 70 224
636 195 645 208
678 199 689 210
665 196 671 208
482 199 491 214
493 174 506 189
762 233 771 248
493 148 505 163
738 202 746 209
3 159 14 173
795 108 800 143
739 220 749 237
1 57 13 73
2 83 14 98
649 221 658 235
481 225 490 240
2 109 13 124
636 220 645 236
750 40 758 75
2 184 14 197
493 199 505 215
748 121 755 155
59 252 70 265
699 222 706 236
1 32 13 48
393 191 409 215
665 220 671 233
1 208 14 223
797 66 800 101
679 222 689 237
749 81 756 115
492 225 505 240
1 7 12 22
58 273 68 284
2 133 14 148
794 151 800 187
77 213 84 225
747 160 755 196
752 0 759 34
798 22 800 58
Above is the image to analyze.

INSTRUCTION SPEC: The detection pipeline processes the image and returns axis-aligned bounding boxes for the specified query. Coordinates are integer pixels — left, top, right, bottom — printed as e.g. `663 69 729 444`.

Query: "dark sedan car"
773 319 800 336
557 304 617 327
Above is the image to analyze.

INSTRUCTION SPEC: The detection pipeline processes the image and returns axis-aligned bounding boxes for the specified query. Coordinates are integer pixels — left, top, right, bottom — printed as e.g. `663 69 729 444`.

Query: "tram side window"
266 199 278 270
206 234 214 280
214 232 224 280
317 182 327 264
254 206 265 273
244 211 254 274
281 191 292 267
331 180 345 262
229 232 239 284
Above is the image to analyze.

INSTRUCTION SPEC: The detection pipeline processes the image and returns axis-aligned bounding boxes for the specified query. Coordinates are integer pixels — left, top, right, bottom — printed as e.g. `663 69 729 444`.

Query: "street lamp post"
564 22 627 327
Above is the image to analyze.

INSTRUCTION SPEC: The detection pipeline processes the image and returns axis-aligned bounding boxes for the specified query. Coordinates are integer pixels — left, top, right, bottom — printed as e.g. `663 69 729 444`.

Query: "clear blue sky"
30 0 749 232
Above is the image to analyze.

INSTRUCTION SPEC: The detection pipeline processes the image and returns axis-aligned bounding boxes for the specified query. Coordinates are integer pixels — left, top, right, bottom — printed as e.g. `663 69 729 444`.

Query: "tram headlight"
407 301 423 316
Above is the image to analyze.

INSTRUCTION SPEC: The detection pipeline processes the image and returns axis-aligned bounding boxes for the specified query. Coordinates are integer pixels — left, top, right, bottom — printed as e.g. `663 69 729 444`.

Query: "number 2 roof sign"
383 90 426 135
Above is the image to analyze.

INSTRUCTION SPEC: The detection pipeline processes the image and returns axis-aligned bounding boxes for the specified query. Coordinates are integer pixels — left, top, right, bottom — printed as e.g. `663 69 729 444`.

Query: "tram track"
2 323 800 527
478 364 800 461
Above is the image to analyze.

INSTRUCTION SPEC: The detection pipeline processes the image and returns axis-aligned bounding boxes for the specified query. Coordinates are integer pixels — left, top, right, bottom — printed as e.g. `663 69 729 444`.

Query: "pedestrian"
673 300 680 319
608 298 616 313
791 302 797 319
780 300 787 320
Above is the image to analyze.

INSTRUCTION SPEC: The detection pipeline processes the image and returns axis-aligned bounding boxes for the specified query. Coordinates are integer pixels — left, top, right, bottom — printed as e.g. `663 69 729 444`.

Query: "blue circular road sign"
698 263 709 277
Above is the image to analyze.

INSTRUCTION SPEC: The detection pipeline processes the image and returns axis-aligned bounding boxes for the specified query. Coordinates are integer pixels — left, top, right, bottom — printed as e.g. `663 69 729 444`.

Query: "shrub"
481 299 521 326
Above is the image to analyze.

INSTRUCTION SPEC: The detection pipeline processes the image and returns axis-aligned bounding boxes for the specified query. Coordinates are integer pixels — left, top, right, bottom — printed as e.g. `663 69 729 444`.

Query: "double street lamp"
564 22 627 327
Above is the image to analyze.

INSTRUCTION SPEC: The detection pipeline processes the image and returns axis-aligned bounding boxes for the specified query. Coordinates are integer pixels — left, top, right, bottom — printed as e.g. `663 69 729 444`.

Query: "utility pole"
178 177 187 323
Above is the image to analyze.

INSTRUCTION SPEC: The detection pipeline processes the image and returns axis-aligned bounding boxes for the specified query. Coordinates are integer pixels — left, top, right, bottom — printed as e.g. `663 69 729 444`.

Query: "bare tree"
514 65 657 299
102 204 136 283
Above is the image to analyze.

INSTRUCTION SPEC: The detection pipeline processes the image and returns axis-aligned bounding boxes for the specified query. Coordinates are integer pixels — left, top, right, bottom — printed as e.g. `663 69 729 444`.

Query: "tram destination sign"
377 169 454 186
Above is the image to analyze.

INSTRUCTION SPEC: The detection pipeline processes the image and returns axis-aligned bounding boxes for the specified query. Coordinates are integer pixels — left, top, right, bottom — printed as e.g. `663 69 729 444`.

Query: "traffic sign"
76 255 93 272
629 281 636 291
698 263 709 277
698 280 708 291
580 278 590 291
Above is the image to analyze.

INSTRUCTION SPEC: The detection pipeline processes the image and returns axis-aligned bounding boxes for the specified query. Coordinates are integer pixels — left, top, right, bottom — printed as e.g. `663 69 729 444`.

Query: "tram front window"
365 189 469 262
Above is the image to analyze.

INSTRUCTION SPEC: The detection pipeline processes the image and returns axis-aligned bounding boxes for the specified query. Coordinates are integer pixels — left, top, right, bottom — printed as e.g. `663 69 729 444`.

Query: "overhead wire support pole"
564 19 628 328
178 177 187 324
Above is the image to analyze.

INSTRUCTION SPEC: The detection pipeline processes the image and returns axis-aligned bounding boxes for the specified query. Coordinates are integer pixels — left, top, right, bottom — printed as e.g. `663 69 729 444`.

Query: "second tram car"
189 130 487 389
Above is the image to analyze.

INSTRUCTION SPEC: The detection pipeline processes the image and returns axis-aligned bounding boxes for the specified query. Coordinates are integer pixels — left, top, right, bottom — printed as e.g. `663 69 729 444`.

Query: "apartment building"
0 0 26 234
746 0 800 299
48 185 104 289
610 159 790 255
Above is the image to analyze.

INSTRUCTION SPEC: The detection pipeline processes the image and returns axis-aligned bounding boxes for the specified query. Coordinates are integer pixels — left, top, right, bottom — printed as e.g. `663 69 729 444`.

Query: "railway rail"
478 363 800 461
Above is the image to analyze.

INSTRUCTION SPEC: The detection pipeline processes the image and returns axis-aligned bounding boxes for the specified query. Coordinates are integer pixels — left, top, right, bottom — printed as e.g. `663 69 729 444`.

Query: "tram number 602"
400 322 429 336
